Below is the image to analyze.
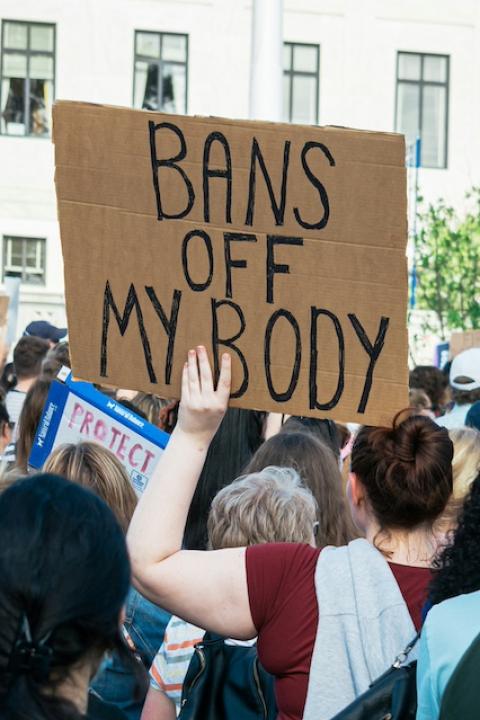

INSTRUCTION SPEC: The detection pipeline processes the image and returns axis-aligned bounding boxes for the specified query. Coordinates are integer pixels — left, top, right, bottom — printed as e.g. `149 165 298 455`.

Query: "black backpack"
178 633 277 720
329 635 419 720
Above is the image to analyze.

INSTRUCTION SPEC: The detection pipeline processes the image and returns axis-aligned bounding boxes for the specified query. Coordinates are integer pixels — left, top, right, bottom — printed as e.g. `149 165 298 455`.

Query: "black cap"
23 321 67 343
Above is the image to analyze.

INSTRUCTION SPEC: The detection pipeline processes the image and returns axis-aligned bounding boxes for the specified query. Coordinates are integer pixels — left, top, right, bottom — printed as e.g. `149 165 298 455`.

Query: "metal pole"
249 0 284 121
409 137 421 309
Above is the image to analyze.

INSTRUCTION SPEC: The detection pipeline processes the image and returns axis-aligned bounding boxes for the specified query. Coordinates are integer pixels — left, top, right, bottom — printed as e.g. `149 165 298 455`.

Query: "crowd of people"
0 321 479 720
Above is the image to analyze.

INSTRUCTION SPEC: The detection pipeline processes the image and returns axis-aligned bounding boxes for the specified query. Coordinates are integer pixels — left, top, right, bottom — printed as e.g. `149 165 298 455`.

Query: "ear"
348 472 365 508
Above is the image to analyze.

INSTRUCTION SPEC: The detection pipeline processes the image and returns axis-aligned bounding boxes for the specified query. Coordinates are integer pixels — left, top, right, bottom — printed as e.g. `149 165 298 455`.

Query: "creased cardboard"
53 101 408 426
450 330 480 358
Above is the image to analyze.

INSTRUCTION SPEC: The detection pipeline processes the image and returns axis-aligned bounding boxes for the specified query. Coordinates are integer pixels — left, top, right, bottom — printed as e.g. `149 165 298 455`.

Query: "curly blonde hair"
436 427 480 533
207 466 317 550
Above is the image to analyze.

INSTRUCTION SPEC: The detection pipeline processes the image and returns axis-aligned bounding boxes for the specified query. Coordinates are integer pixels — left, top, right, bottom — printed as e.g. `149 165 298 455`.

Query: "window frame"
283 41 320 125
132 29 189 114
0 19 56 138
394 50 450 169
2 235 47 286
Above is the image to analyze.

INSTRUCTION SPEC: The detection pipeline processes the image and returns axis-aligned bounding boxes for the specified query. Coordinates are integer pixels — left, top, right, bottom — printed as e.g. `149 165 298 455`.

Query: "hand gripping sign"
29 371 169 494
53 103 409 426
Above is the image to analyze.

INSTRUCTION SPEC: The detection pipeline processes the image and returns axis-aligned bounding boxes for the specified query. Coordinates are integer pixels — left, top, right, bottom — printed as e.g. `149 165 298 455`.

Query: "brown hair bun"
351 413 453 529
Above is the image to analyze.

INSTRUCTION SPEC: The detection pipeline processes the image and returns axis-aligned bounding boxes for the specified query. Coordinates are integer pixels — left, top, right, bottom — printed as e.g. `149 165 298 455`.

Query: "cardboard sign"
53 101 408 425
29 372 170 494
450 331 480 358
0 293 10 363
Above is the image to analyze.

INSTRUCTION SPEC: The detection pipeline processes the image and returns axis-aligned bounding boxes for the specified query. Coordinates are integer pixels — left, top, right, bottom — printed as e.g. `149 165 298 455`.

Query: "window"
133 31 188 114
395 52 449 169
2 236 46 285
283 42 319 124
0 20 55 137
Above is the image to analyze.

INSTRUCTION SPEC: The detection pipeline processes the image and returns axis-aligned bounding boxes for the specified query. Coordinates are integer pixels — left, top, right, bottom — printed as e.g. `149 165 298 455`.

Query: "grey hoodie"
303 538 418 720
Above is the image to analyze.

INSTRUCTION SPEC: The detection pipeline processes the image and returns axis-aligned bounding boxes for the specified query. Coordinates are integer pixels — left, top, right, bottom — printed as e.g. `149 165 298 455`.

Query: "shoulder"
246 542 320 572
245 543 320 631
427 591 480 630
423 591 480 667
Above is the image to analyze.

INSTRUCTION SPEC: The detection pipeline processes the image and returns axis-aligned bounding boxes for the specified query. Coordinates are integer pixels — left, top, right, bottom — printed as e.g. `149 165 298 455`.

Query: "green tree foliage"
415 188 480 339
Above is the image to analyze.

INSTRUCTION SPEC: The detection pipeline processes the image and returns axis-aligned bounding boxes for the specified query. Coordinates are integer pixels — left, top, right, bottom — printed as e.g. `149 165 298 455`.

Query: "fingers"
197 345 214 393
217 353 231 404
181 361 190 403
187 349 200 398
185 347 231 403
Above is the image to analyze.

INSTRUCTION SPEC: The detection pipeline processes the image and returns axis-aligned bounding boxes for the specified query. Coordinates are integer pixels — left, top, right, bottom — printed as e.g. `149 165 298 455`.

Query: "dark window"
133 31 188 113
283 42 319 124
395 52 449 169
0 20 55 136
2 236 46 285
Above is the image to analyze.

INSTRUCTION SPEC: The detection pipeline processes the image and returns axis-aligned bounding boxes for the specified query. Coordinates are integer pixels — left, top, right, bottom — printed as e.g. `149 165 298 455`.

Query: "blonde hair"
43 442 137 533
437 428 480 532
207 466 317 550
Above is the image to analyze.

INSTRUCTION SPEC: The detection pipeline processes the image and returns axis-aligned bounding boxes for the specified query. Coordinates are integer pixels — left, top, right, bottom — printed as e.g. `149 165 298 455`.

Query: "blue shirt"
417 590 480 719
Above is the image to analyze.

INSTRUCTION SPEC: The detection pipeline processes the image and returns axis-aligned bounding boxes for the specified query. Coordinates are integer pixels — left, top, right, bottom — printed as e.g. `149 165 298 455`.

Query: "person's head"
0 474 131 717
0 362 16 394
349 413 453 543
409 365 449 414
129 392 164 426
435 428 480 533
466 401 480 431
15 378 52 472
128 392 178 433
207 466 317 549
409 388 435 419
0 401 12 455
449 348 480 407
335 423 351 452
430 472 480 606
183 408 265 550
23 320 67 347
43 442 137 533
41 342 71 379
12 336 50 383
246 431 357 546
280 416 341 459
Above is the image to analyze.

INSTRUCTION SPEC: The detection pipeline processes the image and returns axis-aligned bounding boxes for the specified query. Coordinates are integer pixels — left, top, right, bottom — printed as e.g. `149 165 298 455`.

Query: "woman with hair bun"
0 473 132 719
128 348 454 720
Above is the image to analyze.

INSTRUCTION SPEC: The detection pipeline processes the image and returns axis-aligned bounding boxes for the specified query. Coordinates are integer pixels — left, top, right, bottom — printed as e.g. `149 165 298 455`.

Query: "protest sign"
53 101 408 425
0 293 9 363
450 330 480 358
30 371 169 494
4 277 20 347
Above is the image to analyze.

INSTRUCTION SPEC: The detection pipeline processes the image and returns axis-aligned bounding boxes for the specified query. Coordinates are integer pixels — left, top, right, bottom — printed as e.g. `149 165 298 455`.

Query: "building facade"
1 0 479 331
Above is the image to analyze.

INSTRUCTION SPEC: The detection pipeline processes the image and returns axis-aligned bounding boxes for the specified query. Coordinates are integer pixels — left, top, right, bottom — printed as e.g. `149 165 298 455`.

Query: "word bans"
149 121 336 231
100 279 389 414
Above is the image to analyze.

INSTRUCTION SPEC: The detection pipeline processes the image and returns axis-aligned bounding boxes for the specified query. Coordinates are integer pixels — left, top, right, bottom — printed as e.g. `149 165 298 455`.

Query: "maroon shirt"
246 543 432 720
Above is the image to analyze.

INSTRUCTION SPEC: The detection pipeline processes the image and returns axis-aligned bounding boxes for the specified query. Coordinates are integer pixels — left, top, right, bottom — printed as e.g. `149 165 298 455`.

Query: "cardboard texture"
0 293 10 362
450 330 480 358
53 101 408 425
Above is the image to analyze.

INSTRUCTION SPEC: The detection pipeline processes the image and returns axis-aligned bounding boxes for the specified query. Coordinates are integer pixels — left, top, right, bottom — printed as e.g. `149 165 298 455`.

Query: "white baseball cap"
450 347 480 391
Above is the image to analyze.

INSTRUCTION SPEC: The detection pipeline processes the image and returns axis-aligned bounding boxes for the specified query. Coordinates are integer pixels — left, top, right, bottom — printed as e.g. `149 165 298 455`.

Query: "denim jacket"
91 586 171 720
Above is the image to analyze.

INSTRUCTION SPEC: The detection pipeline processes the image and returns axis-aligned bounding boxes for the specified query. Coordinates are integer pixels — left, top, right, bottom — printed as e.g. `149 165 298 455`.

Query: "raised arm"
127 347 256 639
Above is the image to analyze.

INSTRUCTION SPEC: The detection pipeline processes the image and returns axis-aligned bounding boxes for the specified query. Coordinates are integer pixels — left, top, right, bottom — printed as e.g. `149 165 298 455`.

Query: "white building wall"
1 0 478 335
